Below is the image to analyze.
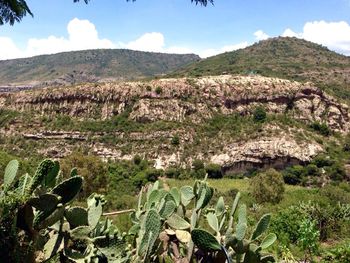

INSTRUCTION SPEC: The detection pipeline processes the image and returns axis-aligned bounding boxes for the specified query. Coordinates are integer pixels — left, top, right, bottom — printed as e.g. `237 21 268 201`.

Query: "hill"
0 74 349 175
173 37 350 100
0 49 200 87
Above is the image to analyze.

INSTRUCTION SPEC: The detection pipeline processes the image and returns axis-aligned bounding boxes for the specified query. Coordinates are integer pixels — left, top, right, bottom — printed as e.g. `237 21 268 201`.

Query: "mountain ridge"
172 37 350 101
0 48 200 87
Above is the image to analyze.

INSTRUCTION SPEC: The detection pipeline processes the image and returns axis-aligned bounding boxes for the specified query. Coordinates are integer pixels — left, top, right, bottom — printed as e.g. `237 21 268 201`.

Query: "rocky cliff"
0 75 348 172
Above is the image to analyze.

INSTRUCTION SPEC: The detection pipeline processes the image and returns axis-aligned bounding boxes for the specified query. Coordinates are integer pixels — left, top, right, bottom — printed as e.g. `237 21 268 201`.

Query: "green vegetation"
253 106 267 123
249 169 285 204
172 37 350 102
0 49 199 85
0 158 276 262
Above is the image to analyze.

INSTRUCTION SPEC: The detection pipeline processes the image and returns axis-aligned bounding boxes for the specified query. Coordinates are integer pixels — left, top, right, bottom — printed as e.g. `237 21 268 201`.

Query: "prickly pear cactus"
191 229 222 251
51 176 83 204
28 159 56 194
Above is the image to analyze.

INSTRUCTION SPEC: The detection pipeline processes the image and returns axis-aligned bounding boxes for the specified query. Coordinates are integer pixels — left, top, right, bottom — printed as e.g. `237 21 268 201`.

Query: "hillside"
0 75 349 175
0 49 200 87
173 37 350 100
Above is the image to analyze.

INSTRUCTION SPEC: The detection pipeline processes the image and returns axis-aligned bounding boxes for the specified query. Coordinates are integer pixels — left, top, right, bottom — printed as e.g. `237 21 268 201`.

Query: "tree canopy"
0 0 214 26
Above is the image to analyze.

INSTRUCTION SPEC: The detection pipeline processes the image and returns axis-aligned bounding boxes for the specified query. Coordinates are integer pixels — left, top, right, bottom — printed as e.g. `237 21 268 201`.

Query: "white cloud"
124 32 165 52
302 21 350 55
26 18 115 57
121 32 194 55
0 18 115 60
254 30 269 41
282 28 299 38
0 37 23 60
281 21 350 56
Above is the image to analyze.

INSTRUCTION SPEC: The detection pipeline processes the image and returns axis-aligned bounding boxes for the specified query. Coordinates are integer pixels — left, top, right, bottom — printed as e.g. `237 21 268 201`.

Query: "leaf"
4 160 19 190
230 192 241 217
195 185 213 210
260 233 277 249
87 195 103 230
70 226 92 239
215 196 225 217
170 187 181 207
191 229 221 251
207 212 219 233
166 213 190 230
251 214 271 240
44 233 63 259
175 230 191 243
65 206 88 229
235 222 247 241
44 160 60 188
180 186 195 205
159 200 176 219
237 204 247 225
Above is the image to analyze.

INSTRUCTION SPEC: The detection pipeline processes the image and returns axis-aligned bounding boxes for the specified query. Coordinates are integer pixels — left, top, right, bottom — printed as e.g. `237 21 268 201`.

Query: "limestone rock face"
210 135 323 173
0 74 348 170
3 75 349 132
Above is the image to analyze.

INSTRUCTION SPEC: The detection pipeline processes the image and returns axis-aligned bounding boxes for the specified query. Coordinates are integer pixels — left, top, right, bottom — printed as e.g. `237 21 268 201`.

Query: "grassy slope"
173 37 350 100
0 49 200 85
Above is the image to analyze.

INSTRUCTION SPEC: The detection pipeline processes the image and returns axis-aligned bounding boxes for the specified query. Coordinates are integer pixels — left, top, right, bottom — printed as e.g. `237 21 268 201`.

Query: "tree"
250 168 285 204
0 0 33 25
0 0 214 26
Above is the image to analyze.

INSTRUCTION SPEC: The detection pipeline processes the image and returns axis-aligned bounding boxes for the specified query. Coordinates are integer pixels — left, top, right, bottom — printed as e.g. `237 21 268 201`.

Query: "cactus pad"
191 229 221 251
65 206 88 229
29 159 56 194
51 176 83 204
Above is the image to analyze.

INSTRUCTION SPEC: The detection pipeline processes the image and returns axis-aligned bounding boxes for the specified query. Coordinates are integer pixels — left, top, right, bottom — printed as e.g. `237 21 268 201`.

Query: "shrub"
310 121 331 136
145 168 163 182
171 134 180 146
133 154 142 165
164 167 181 179
253 106 267 123
282 165 304 185
61 151 108 198
192 159 204 171
271 206 307 245
298 219 320 262
205 163 223 179
155 86 163 94
132 171 147 188
250 168 285 204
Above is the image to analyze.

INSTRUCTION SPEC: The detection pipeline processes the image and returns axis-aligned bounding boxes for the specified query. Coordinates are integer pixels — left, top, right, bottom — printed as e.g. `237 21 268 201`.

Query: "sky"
0 0 350 60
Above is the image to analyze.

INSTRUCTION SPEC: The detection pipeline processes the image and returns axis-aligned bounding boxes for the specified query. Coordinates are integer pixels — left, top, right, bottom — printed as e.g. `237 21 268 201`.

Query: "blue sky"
1 0 350 59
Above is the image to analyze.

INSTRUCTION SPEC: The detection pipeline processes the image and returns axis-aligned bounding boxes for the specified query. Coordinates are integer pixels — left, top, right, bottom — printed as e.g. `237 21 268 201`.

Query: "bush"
133 154 142 165
145 168 163 182
310 122 331 136
205 163 223 179
271 206 307 245
192 159 204 171
155 86 163 94
164 167 181 179
283 165 304 185
250 168 285 204
253 106 267 123
171 134 180 146
61 152 108 198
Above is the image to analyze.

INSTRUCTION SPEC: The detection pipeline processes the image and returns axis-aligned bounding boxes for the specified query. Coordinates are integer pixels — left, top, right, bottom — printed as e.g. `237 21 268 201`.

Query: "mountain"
0 49 200 87
173 37 350 101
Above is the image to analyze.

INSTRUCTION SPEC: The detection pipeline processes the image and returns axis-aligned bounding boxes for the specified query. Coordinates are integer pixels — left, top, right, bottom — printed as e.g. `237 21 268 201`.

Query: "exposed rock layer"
0 75 346 171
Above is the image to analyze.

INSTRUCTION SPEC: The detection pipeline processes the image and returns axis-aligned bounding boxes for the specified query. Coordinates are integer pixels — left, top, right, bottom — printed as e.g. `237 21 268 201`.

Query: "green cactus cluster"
1 160 278 263
0 159 129 263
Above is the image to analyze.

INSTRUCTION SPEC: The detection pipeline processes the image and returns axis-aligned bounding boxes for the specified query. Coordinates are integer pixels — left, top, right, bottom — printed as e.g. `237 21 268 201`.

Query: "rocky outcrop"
0 75 348 172
210 135 323 173
1 75 349 132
